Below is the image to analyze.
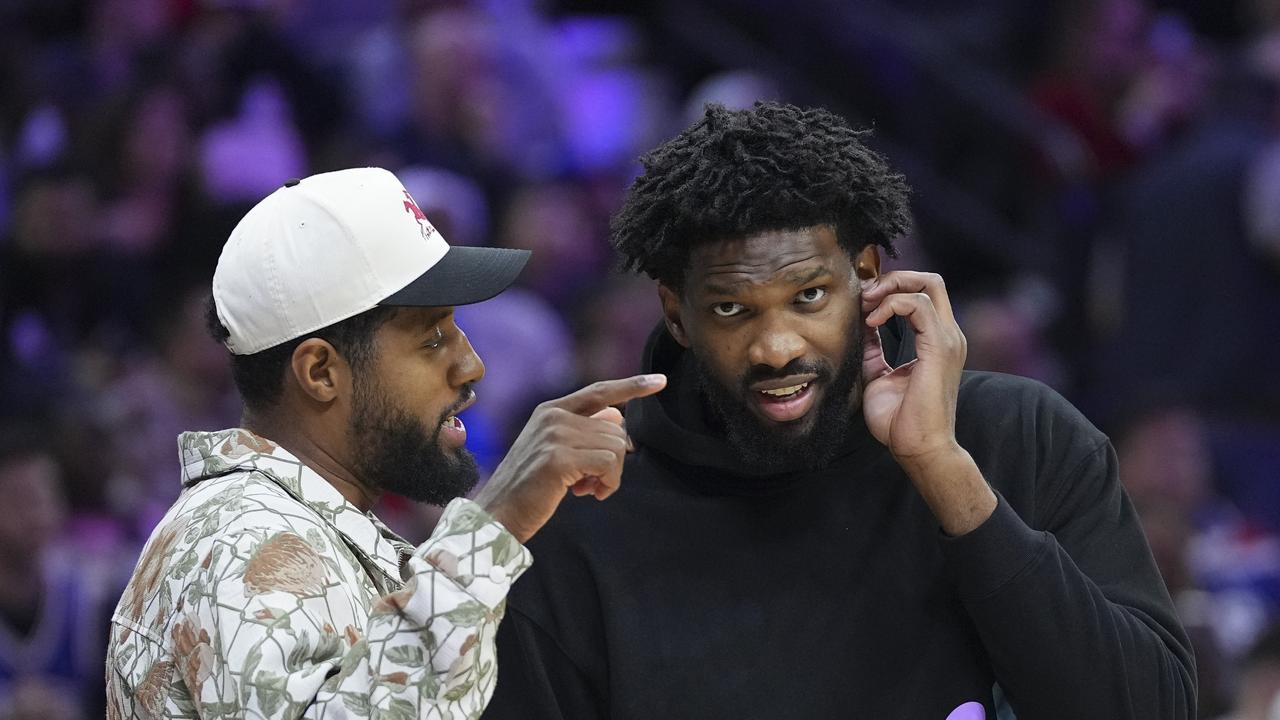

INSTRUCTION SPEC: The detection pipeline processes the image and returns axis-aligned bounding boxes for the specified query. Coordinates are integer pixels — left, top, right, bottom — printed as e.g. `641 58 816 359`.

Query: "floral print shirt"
105 429 531 719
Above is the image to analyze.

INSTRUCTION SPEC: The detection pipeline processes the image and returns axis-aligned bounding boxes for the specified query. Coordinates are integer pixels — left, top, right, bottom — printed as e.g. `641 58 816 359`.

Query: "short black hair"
204 296 397 412
611 102 911 289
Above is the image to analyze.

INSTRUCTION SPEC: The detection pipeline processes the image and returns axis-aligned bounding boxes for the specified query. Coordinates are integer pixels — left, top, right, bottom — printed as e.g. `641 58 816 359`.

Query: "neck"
246 412 382 513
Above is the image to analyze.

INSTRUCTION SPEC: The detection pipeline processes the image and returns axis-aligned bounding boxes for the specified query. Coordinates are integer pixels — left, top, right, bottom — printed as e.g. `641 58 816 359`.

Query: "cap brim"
378 246 531 308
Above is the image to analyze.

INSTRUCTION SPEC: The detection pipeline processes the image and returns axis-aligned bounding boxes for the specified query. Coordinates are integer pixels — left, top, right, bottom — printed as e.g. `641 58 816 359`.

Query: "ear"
854 244 881 281
657 284 690 347
288 339 347 404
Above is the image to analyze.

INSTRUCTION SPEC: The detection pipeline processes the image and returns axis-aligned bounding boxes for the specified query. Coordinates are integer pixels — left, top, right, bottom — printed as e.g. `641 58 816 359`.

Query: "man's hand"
860 271 966 461
861 271 995 536
473 374 667 543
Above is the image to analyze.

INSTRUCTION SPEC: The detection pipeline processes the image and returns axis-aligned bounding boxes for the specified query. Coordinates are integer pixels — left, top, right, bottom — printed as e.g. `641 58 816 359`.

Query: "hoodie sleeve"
940 430 1196 718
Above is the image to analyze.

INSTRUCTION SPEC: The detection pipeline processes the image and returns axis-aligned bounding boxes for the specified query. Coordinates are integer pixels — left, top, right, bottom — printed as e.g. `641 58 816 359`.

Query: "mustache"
437 384 476 423
739 358 832 389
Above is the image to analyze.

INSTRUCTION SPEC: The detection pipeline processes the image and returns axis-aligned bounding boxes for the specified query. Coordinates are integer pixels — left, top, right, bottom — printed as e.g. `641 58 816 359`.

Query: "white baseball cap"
212 167 529 355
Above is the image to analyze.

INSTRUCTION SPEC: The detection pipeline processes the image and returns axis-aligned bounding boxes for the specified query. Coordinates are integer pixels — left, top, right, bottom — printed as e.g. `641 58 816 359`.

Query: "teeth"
760 383 808 398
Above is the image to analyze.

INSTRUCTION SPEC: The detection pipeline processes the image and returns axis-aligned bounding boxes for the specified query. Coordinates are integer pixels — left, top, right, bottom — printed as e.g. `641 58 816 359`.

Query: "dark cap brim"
378 246 531 308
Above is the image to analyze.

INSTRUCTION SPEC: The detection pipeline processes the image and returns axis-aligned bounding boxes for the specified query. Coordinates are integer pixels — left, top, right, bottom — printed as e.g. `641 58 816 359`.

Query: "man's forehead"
688 226 843 284
387 306 450 329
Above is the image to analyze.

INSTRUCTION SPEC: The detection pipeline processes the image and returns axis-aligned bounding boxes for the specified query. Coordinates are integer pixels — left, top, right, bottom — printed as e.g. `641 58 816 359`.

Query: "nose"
449 326 486 388
746 310 807 371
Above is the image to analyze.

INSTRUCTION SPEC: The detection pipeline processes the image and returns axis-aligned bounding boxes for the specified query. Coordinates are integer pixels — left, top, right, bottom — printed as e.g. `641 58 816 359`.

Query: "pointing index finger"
547 374 667 416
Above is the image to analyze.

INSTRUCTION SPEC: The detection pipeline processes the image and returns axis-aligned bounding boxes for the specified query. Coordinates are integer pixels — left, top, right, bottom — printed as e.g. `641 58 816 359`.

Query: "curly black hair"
611 102 911 289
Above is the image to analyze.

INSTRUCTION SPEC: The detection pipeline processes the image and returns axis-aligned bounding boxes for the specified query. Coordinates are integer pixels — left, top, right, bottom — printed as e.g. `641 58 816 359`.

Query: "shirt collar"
179 428 412 588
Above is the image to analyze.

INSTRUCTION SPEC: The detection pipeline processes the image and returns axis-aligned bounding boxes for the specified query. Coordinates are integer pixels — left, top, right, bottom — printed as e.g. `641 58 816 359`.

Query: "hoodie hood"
624 320 914 490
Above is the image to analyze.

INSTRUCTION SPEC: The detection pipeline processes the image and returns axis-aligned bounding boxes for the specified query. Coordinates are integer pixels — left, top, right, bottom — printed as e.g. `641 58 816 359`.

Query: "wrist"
479 503 533 544
896 444 997 537
894 440 967 479
472 480 526 543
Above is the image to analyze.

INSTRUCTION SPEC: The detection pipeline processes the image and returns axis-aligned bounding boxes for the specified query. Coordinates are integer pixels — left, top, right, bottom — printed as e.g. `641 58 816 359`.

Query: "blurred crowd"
2 0 1280 717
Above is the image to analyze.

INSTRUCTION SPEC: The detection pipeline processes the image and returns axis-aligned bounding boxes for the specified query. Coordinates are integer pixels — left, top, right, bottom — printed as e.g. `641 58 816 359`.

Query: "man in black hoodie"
482 103 1196 719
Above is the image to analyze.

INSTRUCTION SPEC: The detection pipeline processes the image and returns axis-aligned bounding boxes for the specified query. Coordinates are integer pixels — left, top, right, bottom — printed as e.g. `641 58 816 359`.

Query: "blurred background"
2 0 1280 717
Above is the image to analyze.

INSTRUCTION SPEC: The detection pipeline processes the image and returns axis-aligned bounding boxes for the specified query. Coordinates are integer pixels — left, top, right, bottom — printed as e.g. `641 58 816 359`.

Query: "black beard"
691 328 862 475
349 379 480 506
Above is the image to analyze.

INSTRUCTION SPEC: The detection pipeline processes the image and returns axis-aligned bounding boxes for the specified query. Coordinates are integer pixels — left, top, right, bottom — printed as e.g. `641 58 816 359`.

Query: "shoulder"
957 370 1075 411
144 470 359 595
185 470 329 528
955 372 1111 513
189 473 363 584
956 371 1106 450
133 471 307 568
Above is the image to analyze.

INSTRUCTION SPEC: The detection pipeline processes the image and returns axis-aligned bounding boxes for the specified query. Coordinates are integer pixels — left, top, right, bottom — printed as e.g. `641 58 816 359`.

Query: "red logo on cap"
403 191 436 241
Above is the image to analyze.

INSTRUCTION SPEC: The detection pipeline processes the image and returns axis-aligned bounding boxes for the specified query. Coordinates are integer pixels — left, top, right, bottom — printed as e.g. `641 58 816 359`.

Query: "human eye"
711 302 746 317
795 287 827 304
423 326 445 349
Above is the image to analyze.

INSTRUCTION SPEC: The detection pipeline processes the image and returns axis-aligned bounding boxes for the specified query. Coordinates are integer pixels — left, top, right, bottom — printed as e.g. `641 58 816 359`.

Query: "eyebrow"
703 265 831 296
420 308 450 331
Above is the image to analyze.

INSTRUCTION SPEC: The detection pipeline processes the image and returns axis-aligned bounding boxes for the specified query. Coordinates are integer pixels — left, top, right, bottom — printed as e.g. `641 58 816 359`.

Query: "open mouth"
759 382 809 399
751 377 819 423
438 391 475 447
439 414 467 447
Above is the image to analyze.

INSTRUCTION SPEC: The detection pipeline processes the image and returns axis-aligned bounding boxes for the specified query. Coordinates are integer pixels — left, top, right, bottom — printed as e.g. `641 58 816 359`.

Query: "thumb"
590 406 633 451
590 407 624 426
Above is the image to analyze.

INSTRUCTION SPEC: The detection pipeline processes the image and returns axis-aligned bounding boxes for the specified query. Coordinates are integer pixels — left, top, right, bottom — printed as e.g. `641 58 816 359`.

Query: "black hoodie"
483 326 1195 720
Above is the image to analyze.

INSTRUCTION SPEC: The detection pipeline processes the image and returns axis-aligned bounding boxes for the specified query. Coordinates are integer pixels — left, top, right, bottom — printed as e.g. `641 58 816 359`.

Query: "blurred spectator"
0 426 109 719
94 286 240 537
1029 0 1149 181
87 0 182 93
1098 97 1280 420
498 181 611 311
959 289 1065 388
1118 404 1280 715
571 273 662 383
97 83 194 255
552 15 673 174
397 6 563 183
1116 12 1215 154
198 77 308 203
1219 622 1280 720
2 171 101 413
1245 131 1280 276
10 103 70 173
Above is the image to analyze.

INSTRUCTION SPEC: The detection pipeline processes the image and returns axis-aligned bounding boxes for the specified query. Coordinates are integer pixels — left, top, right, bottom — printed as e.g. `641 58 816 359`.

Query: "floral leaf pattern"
243 532 328 597
106 428 532 718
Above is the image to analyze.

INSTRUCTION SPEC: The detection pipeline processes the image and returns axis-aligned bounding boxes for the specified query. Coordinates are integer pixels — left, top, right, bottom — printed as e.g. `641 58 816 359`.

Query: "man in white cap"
104 168 665 718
